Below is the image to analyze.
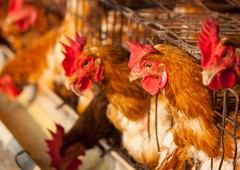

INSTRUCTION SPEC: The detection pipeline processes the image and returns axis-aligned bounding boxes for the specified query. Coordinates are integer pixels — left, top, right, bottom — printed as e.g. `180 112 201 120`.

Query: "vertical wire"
210 158 213 170
105 6 109 44
98 1 103 46
143 29 147 44
127 17 131 40
134 23 139 42
218 90 228 170
155 93 160 153
211 89 217 169
75 0 79 32
184 160 188 170
112 9 117 44
147 94 151 141
119 10 124 45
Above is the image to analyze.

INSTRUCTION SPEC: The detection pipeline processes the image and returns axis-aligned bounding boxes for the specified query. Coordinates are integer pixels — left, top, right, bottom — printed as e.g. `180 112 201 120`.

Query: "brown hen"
0 28 58 98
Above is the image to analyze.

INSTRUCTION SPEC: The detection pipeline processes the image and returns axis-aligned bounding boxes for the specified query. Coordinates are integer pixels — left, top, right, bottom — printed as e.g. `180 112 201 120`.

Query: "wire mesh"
200 0 240 13
226 0 240 7
77 0 240 59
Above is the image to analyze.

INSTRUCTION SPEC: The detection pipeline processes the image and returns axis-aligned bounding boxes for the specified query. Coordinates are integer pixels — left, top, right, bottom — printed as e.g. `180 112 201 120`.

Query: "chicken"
4 0 38 31
61 33 181 169
60 90 120 155
0 28 58 98
198 18 240 91
127 41 240 169
1 0 65 51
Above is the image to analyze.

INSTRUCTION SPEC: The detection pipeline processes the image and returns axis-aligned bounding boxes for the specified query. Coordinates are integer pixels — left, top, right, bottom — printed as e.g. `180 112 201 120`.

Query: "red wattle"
95 65 104 82
219 70 236 89
142 77 161 95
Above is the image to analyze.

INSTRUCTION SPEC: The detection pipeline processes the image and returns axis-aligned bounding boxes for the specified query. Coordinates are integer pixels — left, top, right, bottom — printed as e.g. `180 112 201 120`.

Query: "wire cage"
63 0 240 169
76 0 240 57
201 0 240 13
226 0 240 8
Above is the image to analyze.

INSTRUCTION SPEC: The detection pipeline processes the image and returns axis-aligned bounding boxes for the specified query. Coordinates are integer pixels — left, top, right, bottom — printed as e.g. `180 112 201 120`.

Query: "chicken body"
0 28 58 97
61 89 119 154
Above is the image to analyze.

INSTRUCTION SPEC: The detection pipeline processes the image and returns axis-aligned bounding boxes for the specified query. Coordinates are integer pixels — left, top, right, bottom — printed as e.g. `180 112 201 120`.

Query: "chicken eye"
82 60 89 67
221 49 228 59
145 63 153 69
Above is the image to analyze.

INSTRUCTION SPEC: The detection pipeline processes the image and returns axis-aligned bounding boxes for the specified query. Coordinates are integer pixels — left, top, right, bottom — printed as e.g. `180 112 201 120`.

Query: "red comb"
0 75 20 97
127 40 158 69
8 0 24 12
61 33 87 76
198 18 227 69
46 124 84 170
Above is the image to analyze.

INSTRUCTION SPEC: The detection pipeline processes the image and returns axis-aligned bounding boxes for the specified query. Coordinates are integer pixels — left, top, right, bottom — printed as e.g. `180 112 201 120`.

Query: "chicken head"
0 74 20 97
198 18 238 90
127 40 168 95
3 0 37 30
61 33 104 95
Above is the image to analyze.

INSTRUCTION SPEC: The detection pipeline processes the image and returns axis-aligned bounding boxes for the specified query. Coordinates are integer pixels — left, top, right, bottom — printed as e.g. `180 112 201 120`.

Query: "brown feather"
85 45 149 121
61 90 120 154
143 44 220 157
0 28 58 90
157 146 190 170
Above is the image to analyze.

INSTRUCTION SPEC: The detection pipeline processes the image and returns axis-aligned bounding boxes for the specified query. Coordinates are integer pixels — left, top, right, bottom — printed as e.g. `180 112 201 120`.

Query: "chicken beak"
202 67 225 86
202 71 213 86
65 75 78 89
129 71 141 82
